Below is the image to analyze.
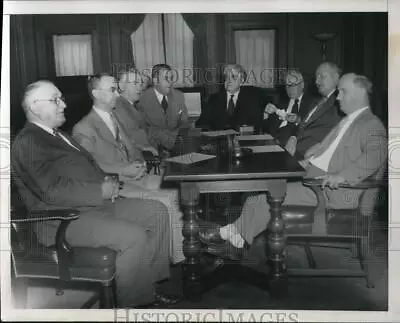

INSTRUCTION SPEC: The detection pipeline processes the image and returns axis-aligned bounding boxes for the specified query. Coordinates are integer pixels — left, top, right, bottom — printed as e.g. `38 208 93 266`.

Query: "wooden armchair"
282 176 387 288
10 184 118 309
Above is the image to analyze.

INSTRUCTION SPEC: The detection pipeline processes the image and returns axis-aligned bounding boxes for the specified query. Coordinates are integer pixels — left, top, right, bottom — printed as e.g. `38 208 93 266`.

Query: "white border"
2 0 398 322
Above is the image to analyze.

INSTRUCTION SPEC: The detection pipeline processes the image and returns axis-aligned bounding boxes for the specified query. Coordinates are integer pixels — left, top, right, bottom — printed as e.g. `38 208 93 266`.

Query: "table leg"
180 183 202 301
266 179 288 297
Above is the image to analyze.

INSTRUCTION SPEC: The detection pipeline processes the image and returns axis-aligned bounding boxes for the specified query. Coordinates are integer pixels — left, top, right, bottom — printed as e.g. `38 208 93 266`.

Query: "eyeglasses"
35 96 66 105
285 81 303 88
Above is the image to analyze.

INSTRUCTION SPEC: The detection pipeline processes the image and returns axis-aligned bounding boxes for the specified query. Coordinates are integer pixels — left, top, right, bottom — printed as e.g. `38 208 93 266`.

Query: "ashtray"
232 147 253 159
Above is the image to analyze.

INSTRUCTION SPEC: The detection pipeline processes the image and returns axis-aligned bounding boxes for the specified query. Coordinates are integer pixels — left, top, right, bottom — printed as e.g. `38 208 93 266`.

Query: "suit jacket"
195 86 266 132
295 90 343 159
11 122 105 211
137 87 190 150
72 108 144 176
262 92 315 145
114 96 153 148
304 108 387 208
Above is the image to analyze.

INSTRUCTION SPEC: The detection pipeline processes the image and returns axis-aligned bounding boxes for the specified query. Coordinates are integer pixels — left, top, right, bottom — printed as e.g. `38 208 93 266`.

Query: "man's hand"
299 159 310 169
315 174 347 190
286 113 301 124
101 180 120 201
285 136 297 156
122 161 147 180
264 103 278 114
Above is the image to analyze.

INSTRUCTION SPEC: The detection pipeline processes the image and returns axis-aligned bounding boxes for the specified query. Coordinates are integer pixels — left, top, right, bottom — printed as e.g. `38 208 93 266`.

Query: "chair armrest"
303 178 387 189
11 208 80 223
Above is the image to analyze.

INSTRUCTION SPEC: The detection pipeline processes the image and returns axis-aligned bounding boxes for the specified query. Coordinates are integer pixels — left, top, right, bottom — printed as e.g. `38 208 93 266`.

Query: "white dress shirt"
32 121 80 151
226 90 240 110
93 106 117 138
310 106 369 171
154 88 168 105
279 94 303 128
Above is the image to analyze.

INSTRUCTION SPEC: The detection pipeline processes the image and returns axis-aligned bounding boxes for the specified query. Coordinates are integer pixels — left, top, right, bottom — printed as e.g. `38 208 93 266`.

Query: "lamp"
312 32 336 61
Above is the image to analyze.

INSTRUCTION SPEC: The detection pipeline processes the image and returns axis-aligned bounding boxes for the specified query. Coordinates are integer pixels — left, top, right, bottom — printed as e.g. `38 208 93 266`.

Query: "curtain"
234 29 275 88
164 14 194 87
53 35 94 76
131 14 165 78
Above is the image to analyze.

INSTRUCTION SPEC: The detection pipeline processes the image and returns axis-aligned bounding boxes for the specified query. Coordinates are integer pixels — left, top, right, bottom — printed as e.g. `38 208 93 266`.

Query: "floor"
16 221 388 311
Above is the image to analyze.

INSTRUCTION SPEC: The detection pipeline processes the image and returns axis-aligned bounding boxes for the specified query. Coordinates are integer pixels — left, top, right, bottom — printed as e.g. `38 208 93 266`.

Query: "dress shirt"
154 88 168 105
310 106 369 171
93 106 117 138
279 94 303 128
304 89 336 123
226 90 240 110
32 121 80 151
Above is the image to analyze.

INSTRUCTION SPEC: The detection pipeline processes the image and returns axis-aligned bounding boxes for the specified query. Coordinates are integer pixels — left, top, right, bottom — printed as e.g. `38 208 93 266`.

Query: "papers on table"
236 134 273 141
240 145 284 153
165 152 216 165
201 129 239 137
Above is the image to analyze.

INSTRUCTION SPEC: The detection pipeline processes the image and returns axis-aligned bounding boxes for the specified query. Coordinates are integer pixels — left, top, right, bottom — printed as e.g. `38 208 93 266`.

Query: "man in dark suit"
284 62 343 159
11 80 181 308
195 64 266 132
262 69 314 145
137 64 191 151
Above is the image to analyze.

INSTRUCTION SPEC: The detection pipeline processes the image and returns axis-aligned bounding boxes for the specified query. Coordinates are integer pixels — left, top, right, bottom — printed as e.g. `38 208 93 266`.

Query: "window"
53 34 94 77
131 14 194 87
234 29 275 88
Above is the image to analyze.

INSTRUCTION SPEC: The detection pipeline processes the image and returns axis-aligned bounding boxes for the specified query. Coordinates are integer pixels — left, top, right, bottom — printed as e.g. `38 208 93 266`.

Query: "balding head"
22 80 67 128
337 73 371 114
315 62 341 97
118 68 144 102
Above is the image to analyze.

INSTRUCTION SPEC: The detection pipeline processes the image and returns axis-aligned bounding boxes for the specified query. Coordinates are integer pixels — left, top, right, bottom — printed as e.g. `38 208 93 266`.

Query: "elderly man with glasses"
262 69 315 145
12 79 181 308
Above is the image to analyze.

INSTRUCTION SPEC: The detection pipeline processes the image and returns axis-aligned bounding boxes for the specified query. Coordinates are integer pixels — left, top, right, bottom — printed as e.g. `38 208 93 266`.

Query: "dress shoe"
204 241 245 262
198 221 225 246
135 292 182 309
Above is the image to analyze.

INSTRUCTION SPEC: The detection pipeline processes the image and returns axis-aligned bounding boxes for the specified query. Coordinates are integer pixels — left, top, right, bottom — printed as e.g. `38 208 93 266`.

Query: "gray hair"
223 64 247 82
353 74 373 95
22 80 54 114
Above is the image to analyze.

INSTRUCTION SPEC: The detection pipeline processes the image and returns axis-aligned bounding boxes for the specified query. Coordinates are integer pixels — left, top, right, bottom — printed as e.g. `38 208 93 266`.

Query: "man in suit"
285 62 343 159
114 68 158 153
200 73 387 259
137 64 191 151
195 64 266 132
12 80 181 308
262 69 314 145
72 73 148 179
72 73 186 264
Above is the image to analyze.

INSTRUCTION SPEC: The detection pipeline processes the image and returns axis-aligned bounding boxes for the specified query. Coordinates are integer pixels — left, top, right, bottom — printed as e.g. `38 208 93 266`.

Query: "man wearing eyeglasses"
262 69 315 145
12 80 181 308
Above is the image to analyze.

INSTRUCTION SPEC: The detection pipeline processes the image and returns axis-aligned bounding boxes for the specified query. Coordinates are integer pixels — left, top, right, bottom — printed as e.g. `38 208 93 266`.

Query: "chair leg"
100 280 117 309
357 237 374 288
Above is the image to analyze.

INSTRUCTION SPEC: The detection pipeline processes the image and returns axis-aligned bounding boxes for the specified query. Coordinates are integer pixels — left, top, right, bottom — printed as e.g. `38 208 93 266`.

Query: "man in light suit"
200 73 387 259
262 69 315 145
285 62 343 159
195 64 266 132
12 80 181 308
137 64 191 151
114 69 158 153
72 73 147 180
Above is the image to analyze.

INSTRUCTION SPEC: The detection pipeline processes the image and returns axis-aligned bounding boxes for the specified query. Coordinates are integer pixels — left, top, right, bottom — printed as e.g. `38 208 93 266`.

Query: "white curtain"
131 13 194 87
234 30 275 88
164 14 194 87
53 34 94 76
131 14 165 79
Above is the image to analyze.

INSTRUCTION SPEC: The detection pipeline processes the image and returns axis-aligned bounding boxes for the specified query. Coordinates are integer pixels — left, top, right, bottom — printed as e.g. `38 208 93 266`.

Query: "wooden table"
162 133 305 300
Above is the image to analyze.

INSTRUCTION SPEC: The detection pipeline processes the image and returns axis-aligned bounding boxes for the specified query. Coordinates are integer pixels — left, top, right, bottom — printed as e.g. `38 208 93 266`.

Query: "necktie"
53 129 80 151
291 99 299 115
161 96 168 113
227 94 235 116
303 97 328 124
110 112 131 161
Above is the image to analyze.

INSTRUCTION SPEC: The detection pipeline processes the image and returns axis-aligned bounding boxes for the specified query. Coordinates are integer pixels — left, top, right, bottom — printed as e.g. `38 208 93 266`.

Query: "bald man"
200 73 387 260
262 69 315 145
12 80 181 308
285 62 343 159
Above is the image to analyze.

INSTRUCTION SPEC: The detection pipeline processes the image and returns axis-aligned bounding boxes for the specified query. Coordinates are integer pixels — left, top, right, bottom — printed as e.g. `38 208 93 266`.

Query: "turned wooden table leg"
266 179 288 298
180 182 202 301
